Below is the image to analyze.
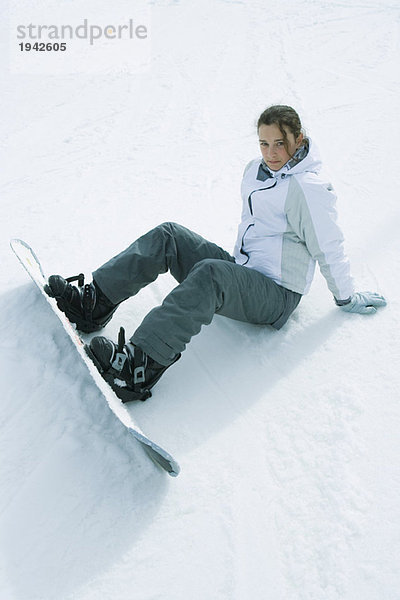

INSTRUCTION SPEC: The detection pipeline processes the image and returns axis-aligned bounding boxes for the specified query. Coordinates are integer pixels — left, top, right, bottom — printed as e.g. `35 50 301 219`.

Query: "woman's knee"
155 221 188 241
157 221 182 233
190 258 231 282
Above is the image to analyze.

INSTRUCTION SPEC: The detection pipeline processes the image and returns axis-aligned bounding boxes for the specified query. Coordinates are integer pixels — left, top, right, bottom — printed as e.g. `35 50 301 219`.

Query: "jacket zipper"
248 180 277 215
239 223 254 264
240 181 278 262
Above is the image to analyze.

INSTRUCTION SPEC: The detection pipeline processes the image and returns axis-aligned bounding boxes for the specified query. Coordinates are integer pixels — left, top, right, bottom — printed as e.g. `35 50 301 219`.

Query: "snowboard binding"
85 327 180 403
44 273 118 333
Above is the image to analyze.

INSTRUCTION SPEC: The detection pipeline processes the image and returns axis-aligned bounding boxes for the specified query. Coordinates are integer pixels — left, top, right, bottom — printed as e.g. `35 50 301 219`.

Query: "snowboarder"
45 105 386 401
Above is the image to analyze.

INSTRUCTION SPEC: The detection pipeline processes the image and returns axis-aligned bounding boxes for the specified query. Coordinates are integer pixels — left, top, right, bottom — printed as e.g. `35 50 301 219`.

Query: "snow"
1 1 400 598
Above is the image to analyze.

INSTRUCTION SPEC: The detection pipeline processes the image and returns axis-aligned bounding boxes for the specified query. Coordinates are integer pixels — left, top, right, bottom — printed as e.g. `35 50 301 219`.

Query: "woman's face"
258 123 303 171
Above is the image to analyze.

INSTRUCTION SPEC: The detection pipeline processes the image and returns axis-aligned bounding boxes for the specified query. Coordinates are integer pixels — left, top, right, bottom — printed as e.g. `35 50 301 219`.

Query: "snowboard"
10 239 180 477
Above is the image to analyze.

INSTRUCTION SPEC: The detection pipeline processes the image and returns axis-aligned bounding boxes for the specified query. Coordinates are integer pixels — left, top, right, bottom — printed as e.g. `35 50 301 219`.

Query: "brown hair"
257 105 306 156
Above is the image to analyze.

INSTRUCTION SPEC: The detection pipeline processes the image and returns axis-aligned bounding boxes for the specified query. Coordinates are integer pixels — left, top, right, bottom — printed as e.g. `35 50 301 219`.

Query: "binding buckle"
134 366 145 384
112 352 127 372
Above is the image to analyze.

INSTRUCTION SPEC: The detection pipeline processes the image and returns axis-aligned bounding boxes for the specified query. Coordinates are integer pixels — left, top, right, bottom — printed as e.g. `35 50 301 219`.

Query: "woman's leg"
87 255 300 401
131 258 297 366
46 222 235 334
93 222 235 304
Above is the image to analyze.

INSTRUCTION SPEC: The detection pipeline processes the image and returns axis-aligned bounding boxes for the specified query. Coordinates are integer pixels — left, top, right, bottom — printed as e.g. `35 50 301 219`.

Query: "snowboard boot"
85 327 180 402
44 273 118 333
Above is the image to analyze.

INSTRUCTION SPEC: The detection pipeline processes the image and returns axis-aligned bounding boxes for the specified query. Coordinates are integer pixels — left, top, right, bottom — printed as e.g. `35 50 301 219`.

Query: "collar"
257 139 309 182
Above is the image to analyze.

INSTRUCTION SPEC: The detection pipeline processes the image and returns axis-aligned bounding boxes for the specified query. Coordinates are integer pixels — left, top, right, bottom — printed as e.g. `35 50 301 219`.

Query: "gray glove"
336 291 387 315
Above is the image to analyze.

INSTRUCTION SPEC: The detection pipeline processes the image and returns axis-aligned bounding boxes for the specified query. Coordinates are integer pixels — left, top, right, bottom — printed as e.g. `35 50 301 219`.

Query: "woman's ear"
296 132 304 148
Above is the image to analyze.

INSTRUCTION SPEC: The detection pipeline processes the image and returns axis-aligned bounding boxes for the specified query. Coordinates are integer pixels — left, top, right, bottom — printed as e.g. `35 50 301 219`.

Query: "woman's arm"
286 175 354 299
287 175 386 313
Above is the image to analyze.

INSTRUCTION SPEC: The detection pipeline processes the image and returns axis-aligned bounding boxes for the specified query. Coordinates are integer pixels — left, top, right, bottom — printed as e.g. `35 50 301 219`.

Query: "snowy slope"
1 1 400 599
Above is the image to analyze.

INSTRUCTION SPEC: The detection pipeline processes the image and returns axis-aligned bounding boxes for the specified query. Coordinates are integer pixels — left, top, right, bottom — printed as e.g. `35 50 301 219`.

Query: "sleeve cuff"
334 296 352 306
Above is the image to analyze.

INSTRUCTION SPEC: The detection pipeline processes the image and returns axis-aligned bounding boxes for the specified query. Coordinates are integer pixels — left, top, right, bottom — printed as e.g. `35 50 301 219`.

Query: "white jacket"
233 139 354 300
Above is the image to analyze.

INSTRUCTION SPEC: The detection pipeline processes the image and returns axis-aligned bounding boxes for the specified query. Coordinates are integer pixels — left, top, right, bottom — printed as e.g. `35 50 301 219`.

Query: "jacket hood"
258 137 322 181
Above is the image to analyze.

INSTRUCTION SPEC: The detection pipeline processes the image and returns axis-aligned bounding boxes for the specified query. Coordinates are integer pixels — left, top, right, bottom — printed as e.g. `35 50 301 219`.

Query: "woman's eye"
260 141 284 148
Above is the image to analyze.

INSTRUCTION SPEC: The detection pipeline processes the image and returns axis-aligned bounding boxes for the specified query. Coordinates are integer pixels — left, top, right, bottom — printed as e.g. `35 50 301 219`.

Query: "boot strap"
65 273 96 322
117 328 149 396
66 273 85 287
111 326 128 373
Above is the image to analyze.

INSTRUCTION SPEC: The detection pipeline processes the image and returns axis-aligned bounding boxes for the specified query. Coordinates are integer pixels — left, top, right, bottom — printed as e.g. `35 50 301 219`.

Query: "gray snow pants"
93 222 301 366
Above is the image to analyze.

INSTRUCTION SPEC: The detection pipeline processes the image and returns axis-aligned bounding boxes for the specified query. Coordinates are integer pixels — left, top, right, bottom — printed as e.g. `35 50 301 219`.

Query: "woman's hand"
337 292 387 315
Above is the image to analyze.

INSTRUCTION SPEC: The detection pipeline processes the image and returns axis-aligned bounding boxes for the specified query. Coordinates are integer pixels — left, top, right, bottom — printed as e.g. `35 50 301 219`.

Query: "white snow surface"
1 1 400 599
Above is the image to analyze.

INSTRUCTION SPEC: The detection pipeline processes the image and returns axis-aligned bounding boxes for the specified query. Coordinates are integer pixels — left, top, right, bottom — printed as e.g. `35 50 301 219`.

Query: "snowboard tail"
10 238 180 477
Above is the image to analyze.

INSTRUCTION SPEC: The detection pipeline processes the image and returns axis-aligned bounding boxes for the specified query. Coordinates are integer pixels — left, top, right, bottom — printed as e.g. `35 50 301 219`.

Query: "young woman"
45 105 386 402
